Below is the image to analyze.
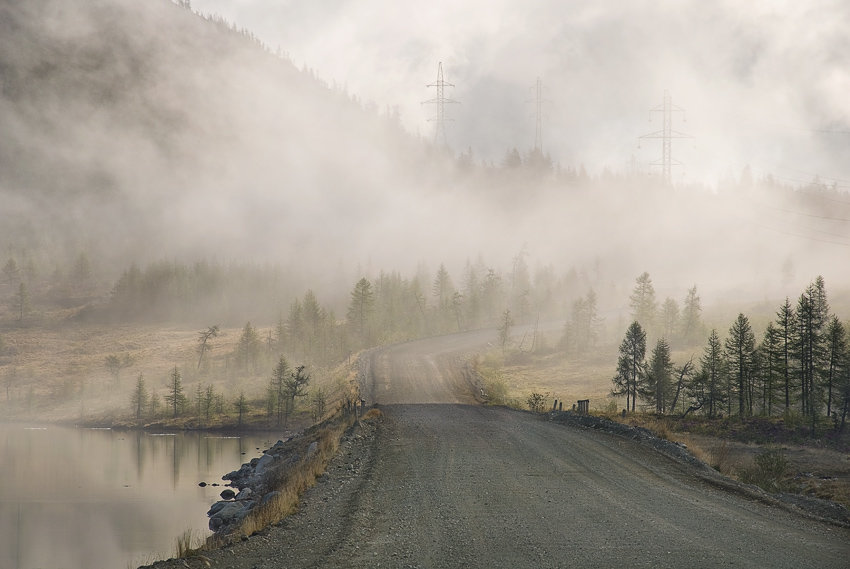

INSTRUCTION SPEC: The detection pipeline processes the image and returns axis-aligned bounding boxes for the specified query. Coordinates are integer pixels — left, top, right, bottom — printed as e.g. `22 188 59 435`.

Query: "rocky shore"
199 425 328 535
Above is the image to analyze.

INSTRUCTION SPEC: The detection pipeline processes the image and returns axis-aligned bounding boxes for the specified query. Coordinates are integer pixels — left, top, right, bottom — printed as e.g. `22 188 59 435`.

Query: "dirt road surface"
152 330 850 568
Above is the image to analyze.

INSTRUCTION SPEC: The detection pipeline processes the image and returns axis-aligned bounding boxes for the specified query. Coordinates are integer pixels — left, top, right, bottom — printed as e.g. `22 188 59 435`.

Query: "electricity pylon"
422 62 459 147
639 90 692 185
533 77 544 152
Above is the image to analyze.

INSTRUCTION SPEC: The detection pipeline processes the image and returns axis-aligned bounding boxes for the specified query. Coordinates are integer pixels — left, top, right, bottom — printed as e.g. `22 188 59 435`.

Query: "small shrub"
783 409 802 430
483 377 509 405
649 417 671 440
709 441 733 474
738 448 789 493
362 408 383 421
526 392 547 413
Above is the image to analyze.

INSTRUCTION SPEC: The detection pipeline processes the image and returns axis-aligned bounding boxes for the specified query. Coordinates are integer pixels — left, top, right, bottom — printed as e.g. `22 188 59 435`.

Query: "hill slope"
0 0 430 273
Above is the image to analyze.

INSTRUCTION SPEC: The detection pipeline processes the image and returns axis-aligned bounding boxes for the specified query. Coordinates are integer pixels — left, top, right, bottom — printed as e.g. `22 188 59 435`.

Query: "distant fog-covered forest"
1 0 847 304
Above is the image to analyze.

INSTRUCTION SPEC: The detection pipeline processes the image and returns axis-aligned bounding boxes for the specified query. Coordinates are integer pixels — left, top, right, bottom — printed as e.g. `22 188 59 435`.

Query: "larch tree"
564 289 601 355
301 290 324 360
690 329 727 418
796 279 829 420
235 391 248 427
269 356 290 426
163 366 186 418
612 321 646 412
497 308 514 353
287 298 305 359
347 277 375 347
758 322 783 415
629 272 657 335
3 258 19 286
236 322 262 373
432 263 456 331
824 316 846 418
104 353 134 384
283 365 310 427
680 285 703 347
196 325 220 370
14 282 30 322
661 298 680 345
130 373 148 420
643 337 674 414
775 297 796 411
725 313 757 417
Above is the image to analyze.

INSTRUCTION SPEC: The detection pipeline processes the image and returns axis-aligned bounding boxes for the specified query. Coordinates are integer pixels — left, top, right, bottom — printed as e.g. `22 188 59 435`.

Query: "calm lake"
0 423 281 569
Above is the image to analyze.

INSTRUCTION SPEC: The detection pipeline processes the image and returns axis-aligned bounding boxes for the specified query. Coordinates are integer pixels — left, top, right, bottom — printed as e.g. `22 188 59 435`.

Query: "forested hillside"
1 0 847 318
0 0 431 278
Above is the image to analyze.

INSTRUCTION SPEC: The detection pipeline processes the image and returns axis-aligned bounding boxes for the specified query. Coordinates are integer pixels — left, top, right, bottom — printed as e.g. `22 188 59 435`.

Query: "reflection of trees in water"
133 430 146 479
202 435 220 473
2 425 280 569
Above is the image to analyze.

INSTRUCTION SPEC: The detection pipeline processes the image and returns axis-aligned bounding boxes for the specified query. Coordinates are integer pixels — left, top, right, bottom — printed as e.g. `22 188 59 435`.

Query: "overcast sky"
188 0 850 188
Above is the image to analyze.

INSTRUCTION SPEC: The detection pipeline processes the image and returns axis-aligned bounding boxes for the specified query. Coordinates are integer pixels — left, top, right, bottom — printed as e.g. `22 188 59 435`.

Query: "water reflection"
0 424 280 569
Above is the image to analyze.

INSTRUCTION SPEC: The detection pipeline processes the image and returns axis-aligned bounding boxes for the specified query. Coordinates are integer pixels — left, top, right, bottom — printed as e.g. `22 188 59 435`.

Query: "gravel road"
150 330 850 569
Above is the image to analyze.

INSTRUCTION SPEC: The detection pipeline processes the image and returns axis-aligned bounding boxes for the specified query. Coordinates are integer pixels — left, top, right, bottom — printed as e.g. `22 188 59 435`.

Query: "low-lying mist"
0 0 848 320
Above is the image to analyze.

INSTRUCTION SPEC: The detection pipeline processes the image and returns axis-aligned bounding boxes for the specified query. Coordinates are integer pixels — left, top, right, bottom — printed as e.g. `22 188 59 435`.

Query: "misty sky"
189 0 849 188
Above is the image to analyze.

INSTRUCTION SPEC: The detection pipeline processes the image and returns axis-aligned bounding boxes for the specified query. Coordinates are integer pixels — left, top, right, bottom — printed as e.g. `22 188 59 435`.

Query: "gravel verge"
550 410 850 528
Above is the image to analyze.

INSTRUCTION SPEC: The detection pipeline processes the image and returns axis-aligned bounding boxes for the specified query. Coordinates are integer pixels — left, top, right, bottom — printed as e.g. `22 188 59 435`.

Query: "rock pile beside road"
206 434 320 533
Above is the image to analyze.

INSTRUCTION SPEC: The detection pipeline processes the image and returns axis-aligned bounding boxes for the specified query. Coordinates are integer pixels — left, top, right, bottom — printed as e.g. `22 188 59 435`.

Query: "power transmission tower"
422 62 459 147
639 90 692 185
533 77 544 152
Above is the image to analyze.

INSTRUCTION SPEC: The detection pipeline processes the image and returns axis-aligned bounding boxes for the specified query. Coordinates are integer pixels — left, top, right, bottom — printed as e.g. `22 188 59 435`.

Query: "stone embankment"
205 432 319 534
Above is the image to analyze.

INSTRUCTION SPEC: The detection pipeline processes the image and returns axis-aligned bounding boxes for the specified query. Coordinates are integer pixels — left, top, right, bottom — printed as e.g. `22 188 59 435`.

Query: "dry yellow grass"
236 413 361 537
0 322 355 428
478 348 616 411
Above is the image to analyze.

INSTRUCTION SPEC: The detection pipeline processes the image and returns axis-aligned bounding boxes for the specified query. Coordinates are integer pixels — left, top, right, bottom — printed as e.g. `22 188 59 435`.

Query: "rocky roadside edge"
205 430 322 535
141 414 379 569
549 410 850 528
